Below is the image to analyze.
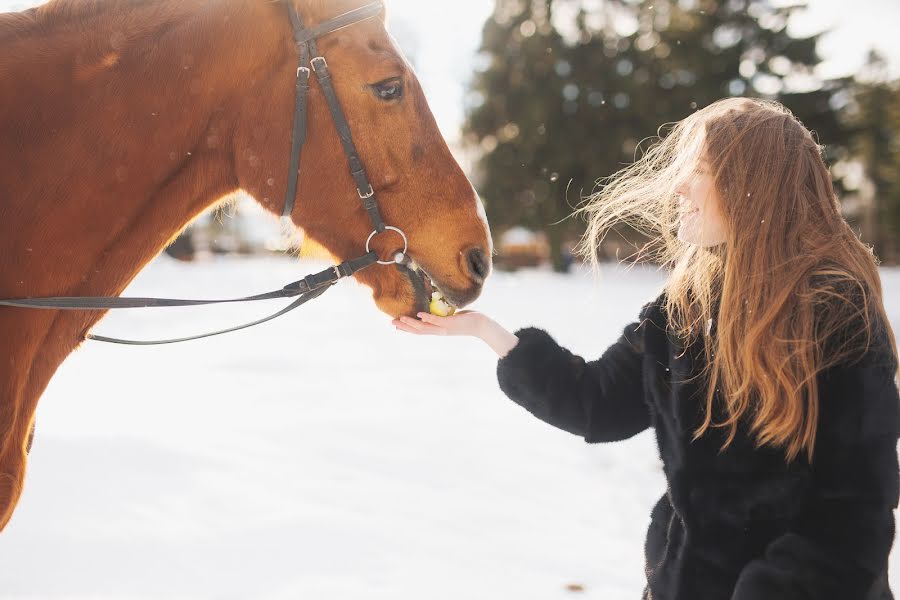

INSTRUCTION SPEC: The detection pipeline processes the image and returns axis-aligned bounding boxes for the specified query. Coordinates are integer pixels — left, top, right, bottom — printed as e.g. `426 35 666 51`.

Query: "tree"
843 52 900 262
464 0 851 270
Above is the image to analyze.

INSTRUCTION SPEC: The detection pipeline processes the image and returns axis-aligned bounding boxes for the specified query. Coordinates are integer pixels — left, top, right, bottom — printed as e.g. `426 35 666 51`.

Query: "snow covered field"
1 256 899 599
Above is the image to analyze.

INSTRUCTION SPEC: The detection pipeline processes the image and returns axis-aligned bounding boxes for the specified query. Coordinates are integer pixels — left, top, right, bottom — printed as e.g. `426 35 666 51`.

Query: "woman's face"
675 159 728 247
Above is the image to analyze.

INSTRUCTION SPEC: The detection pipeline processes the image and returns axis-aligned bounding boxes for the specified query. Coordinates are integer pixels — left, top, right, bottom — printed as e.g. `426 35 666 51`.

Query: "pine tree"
845 52 900 262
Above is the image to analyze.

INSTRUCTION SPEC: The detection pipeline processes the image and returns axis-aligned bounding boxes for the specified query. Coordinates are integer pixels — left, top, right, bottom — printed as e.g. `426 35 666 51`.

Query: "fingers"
416 312 445 324
393 315 447 336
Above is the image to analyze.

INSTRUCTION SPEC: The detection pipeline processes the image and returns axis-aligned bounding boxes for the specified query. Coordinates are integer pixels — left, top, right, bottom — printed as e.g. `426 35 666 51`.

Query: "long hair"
573 97 898 462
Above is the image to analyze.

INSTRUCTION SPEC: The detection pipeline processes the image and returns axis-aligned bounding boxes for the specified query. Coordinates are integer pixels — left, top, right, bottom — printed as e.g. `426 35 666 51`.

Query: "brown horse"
0 0 492 531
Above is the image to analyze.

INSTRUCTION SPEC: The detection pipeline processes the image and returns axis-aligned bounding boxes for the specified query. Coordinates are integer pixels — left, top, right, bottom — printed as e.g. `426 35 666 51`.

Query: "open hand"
392 310 487 338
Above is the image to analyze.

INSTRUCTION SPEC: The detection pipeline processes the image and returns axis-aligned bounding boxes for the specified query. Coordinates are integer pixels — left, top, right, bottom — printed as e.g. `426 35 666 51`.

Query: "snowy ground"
1 256 899 600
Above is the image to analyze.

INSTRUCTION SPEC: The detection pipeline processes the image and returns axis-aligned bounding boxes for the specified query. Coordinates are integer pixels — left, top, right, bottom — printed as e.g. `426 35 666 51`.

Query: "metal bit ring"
365 226 408 265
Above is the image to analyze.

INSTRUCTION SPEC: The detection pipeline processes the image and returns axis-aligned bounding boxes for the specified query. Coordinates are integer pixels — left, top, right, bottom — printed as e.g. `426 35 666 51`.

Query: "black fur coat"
496 293 900 599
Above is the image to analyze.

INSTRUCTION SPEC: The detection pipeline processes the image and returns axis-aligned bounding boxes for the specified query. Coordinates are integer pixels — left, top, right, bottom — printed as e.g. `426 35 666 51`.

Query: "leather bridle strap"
281 33 310 222
282 1 386 235
0 252 379 345
88 285 331 346
291 2 383 45
0 253 378 311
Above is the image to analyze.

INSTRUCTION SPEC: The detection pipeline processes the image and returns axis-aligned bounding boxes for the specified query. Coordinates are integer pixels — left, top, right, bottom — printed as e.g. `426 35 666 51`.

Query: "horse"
0 0 493 532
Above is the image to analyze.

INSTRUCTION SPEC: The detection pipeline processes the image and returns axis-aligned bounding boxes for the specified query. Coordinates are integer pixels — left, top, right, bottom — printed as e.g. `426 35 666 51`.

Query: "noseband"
0 1 405 345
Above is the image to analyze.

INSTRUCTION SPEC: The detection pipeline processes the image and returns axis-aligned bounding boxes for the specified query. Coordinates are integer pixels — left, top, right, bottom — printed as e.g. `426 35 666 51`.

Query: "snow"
1 256 898 599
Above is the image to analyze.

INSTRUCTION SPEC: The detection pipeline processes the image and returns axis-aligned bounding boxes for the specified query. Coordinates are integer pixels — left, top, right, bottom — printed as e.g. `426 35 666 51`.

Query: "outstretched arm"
393 305 654 442
494 320 650 442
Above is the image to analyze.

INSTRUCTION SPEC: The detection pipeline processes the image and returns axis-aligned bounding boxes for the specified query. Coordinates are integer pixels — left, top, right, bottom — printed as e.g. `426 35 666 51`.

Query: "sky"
3 0 899 146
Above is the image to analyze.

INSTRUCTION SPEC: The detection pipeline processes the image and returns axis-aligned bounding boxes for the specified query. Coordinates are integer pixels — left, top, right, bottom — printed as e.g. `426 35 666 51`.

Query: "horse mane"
0 0 380 48
0 0 192 56
0 9 37 44
11 0 194 24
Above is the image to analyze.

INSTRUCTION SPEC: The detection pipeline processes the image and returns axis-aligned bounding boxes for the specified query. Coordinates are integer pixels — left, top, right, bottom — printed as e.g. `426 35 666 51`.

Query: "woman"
393 97 900 599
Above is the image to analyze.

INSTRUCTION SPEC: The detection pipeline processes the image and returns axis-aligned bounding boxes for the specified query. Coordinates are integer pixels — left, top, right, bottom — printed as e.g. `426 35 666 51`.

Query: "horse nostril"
465 247 490 283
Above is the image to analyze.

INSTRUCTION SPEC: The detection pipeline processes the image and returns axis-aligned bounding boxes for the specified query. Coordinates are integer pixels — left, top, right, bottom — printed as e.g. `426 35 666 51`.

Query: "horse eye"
370 78 403 101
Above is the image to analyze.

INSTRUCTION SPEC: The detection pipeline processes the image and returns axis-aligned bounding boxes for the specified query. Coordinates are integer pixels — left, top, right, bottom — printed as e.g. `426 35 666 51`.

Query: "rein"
0 1 403 346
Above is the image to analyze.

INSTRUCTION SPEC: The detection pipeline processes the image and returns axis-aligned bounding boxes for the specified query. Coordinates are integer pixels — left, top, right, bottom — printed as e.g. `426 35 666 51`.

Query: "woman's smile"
674 160 727 246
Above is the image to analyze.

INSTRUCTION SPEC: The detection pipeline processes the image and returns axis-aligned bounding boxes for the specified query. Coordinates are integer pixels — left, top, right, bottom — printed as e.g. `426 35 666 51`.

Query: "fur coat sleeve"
495 305 653 443
731 348 900 599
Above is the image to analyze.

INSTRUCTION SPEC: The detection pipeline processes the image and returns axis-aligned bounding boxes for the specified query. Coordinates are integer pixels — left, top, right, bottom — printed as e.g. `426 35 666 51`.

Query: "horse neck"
0 0 287 301
0 0 299 405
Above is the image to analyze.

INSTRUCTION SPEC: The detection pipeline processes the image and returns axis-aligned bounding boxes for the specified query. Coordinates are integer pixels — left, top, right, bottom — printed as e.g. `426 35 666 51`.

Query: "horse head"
233 0 493 318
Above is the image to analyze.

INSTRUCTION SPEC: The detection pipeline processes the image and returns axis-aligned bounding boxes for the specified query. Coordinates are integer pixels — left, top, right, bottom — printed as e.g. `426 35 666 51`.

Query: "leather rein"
0 1 405 346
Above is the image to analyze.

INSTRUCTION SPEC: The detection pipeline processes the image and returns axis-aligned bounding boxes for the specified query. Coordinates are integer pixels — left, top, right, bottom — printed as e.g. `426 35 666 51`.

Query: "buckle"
297 66 310 78
311 56 328 71
357 184 374 199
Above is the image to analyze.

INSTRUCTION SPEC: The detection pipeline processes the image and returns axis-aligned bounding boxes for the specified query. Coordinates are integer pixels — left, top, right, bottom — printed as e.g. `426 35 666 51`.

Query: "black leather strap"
0 288 294 310
0 253 377 311
291 2 382 46
283 2 386 232
80 251 378 345
286 250 379 293
86 284 332 345
281 40 310 220
309 48 386 233
0 252 380 344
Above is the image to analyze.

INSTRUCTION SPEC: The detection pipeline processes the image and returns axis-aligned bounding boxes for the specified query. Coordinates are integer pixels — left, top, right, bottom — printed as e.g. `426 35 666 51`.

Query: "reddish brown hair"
575 97 898 462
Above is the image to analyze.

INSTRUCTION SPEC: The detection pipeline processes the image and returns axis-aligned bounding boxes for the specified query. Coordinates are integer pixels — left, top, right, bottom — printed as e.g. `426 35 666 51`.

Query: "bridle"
0 1 404 345
281 0 402 260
